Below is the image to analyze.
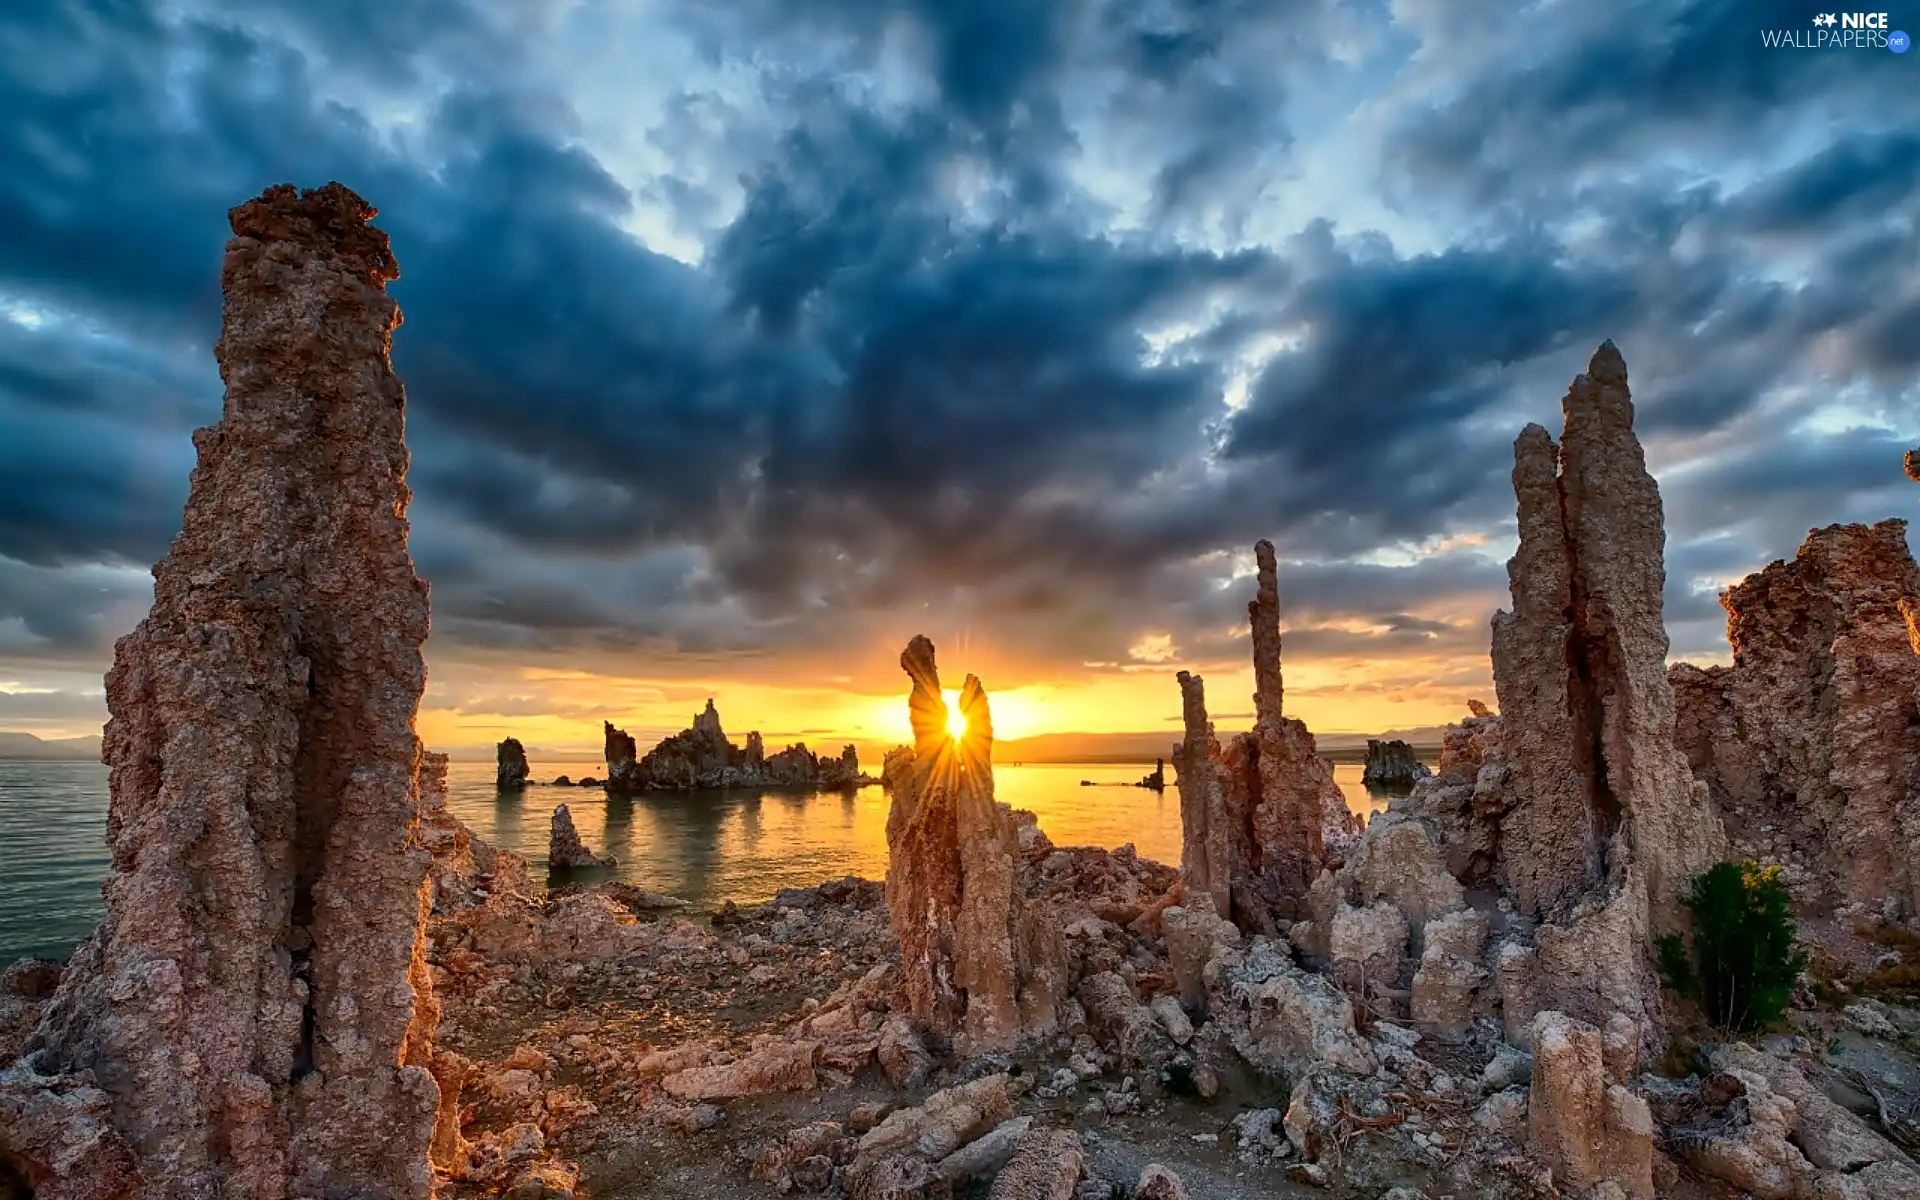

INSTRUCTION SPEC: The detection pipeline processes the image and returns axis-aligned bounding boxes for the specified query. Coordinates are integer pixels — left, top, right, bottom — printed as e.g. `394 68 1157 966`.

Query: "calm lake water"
0 758 1394 964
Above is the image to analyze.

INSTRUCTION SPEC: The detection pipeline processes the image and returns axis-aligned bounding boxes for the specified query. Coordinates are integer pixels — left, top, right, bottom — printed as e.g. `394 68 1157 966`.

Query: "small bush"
1656 860 1807 1032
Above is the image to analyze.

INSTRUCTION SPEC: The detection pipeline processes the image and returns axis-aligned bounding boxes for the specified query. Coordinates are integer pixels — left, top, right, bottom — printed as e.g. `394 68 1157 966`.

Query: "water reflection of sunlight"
447 758 1405 908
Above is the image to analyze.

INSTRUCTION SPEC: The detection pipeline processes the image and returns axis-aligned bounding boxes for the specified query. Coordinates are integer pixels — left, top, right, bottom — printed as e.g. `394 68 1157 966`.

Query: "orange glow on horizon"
404 644 1496 761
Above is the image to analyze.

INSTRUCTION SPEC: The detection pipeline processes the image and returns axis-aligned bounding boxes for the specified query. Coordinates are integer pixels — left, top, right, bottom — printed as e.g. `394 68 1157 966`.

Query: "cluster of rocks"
603 702 872 793
1360 738 1431 792
1670 519 1920 916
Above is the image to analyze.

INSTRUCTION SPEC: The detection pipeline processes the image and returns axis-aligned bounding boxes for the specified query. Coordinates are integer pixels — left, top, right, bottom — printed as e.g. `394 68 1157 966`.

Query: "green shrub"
1655 860 1807 1032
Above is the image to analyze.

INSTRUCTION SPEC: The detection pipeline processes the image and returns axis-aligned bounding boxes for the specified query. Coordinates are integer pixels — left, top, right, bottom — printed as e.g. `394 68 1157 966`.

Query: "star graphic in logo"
1813 12 1838 25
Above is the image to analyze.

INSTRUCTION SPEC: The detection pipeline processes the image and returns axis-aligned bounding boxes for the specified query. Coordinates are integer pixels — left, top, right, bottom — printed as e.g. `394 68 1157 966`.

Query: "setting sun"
944 691 968 741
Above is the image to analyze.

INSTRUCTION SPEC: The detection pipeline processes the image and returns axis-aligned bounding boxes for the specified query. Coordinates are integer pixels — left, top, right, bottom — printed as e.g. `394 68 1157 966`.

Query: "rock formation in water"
602 703 871 792
1670 519 1920 915
819 745 863 789
1484 341 1724 933
1172 542 1362 928
1137 758 1167 790
3 183 440 1198
496 737 530 790
884 636 1030 1052
1360 738 1431 791
603 720 639 790
548 805 615 870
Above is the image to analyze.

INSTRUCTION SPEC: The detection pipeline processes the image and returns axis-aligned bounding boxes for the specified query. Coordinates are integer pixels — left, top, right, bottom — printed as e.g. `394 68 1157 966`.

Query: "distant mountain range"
2 726 1448 765
0 731 103 760
993 727 1449 765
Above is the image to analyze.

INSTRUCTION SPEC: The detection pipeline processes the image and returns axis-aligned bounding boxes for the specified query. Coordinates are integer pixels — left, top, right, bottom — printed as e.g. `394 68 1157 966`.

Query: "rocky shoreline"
3 182 1920 1200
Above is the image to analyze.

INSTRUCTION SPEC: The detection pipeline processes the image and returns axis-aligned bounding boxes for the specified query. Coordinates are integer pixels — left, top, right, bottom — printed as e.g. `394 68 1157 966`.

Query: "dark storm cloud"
0 394 192 568
0 554 152 660
1727 131 1920 236
0 0 1913 695
1220 231 1640 539
1391 0 1919 206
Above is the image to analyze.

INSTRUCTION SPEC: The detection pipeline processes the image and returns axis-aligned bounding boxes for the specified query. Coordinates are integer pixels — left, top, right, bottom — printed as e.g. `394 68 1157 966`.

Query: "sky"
0 0 1915 758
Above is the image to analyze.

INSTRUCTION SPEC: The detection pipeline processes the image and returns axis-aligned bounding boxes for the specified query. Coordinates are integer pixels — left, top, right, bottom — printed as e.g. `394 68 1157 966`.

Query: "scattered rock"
1133 1164 1191 1199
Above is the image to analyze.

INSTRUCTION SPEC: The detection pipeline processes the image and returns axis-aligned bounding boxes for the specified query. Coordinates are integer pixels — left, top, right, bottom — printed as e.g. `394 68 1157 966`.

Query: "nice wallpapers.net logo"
1762 11 1911 49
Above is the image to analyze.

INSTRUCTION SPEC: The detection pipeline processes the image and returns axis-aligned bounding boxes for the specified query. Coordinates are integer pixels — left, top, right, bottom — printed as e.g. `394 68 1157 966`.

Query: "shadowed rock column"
1489 341 1723 931
1173 671 1233 920
1247 539 1325 902
603 720 640 791
549 804 615 870
1245 541 1360 917
885 636 1023 1052
15 183 439 1198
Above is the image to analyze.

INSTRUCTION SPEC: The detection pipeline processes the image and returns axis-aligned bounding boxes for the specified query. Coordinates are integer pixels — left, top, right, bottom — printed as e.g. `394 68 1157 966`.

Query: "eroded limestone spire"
885 636 1024 1051
1173 671 1233 919
12 182 439 1198
1172 543 1359 930
1249 538 1284 723
1489 340 1723 930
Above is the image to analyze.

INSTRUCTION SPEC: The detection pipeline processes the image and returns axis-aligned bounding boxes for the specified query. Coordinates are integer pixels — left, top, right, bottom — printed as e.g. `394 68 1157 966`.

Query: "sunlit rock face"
1173 542 1360 929
496 737 531 790
8 183 439 1198
1671 519 1920 915
1527 1011 1655 1199
883 636 1025 1052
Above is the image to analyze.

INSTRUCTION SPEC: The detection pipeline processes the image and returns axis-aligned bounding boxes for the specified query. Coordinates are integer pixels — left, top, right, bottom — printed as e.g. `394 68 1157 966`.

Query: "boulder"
986 1128 1082 1200
660 1039 820 1100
